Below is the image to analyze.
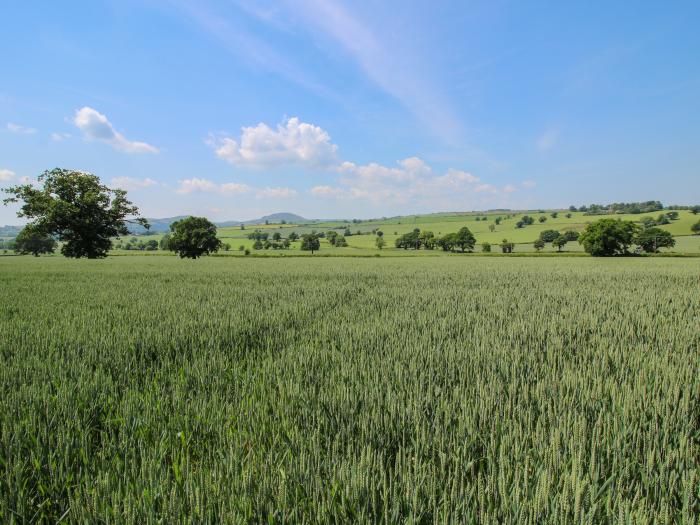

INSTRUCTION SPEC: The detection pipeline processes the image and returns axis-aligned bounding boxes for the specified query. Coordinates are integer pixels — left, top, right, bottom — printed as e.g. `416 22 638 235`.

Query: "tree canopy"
168 216 222 259
635 227 675 253
2 168 149 258
578 219 638 256
300 233 320 254
14 224 56 256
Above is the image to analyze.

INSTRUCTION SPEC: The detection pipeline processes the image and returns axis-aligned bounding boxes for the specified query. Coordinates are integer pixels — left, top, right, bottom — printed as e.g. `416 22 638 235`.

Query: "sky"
1 0 699 222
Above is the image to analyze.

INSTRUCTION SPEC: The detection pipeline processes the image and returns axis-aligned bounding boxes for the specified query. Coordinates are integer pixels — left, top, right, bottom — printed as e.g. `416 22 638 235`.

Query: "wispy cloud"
6 122 37 135
110 177 159 190
73 107 159 154
176 177 296 199
51 132 71 142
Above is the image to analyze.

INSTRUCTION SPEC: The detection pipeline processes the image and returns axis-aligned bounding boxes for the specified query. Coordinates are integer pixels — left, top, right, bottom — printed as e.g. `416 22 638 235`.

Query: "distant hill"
132 213 310 234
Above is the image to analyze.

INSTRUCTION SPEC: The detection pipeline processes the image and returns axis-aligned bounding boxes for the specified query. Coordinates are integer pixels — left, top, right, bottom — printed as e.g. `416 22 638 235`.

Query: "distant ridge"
127 212 310 234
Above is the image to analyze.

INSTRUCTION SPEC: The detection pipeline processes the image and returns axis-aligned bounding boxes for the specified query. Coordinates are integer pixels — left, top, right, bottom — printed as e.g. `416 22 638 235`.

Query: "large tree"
578 219 638 256
635 227 675 253
300 233 320 254
2 168 149 258
168 216 222 259
454 227 476 252
14 224 56 256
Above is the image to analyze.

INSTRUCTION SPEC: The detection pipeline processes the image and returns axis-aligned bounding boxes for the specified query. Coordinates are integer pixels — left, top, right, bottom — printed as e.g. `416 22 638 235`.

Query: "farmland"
109 209 700 255
1 256 699 522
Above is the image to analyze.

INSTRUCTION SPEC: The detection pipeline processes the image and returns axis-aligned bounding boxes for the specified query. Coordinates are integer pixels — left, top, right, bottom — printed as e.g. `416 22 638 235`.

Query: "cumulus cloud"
0 168 16 181
209 117 338 167
502 184 517 193
6 122 37 135
73 107 158 154
311 157 501 207
110 177 158 190
176 178 251 195
256 187 298 199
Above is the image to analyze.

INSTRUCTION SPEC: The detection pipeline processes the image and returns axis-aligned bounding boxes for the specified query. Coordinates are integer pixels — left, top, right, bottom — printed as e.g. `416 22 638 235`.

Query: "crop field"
1 256 699 523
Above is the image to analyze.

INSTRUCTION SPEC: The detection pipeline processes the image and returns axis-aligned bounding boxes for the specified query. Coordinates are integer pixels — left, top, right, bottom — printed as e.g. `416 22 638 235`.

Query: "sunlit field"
1 256 698 522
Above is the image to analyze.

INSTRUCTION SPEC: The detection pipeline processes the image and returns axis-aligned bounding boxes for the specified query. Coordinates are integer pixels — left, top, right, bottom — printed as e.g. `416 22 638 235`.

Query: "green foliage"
539 230 561 243
159 233 172 251
14 224 56 256
168 216 222 259
692 220 700 235
552 236 568 252
481 242 491 252
538 216 547 223
2 168 149 258
454 227 476 252
500 239 514 253
3 257 698 522
375 236 386 250
635 227 675 253
300 233 320 253
579 219 639 256
533 239 545 251
334 235 348 247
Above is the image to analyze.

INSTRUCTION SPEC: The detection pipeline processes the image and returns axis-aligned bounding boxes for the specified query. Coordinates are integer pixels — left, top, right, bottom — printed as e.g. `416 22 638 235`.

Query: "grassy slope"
114 210 700 255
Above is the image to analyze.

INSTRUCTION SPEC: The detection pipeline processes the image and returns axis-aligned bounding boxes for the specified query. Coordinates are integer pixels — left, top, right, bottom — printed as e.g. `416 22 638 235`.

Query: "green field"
1 256 699 522
107 209 700 255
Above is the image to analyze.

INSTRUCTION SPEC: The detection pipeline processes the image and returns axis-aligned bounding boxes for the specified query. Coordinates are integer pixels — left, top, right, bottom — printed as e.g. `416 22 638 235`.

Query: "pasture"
1 256 699 522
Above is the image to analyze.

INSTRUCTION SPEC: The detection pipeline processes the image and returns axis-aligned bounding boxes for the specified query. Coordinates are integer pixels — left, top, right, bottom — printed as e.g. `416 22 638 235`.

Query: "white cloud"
256 187 298 198
73 107 158 154
51 132 71 142
0 169 16 181
311 157 503 208
522 180 536 188
7 122 37 135
210 117 338 167
176 178 252 195
110 177 158 190
502 184 517 194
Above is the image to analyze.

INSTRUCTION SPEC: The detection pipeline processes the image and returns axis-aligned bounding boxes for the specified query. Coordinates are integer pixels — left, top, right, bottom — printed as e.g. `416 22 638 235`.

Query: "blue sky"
1 0 699 222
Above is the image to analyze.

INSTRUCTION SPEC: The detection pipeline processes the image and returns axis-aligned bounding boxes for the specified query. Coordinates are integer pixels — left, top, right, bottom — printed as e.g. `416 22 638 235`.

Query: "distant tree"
455 227 476 252
691 205 700 215
666 211 679 220
481 242 491 253
144 239 159 251
635 227 675 253
489 224 495 232
240 223 245 230
288 232 299 242
640 216 657 229
578 219 638 256
539 230 560 243
376 230 384 237
552 236 567 252
238 245 245 251
375 236 386 250
327 230 338 245
655 214 670 225
692 220 700 235
272 232 282 241
244 248 251 255
419 230 436 250
521 215 535 226
300 233 320 254
2 168 149 258
437 232 458 252
565 213 572 218
168 216 222 259
283 239 291 249
253 240 263 250
159 234 171 250
500 239 514 253
551 212 558 218
563 230 579 242
317 231 326 238
516 221 524 229
263 240 272 249
222 242 231 252
538 216 547 223
334 235 348 247
495 217 502 225
344 228 352 236
569 205 577 212
265 220 269 225
534 239 545 251
14 225 56 256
